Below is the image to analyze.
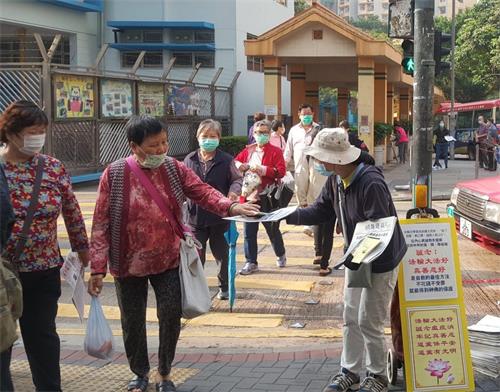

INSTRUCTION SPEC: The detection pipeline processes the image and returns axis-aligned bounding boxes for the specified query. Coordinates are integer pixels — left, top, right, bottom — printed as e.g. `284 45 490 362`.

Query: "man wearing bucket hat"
286 128 407 392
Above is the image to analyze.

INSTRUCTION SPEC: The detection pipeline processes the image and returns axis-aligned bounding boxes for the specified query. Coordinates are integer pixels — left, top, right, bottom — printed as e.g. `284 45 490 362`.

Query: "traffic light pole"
411 0 435 209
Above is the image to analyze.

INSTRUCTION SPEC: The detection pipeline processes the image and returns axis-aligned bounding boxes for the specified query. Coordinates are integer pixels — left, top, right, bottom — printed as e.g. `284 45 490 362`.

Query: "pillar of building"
337 87 349 124
374 64 388 163
357 57 375 154
387 83 394 124
290 64 306 125
263 57 282 120
305 81 319 118
399 87 410 121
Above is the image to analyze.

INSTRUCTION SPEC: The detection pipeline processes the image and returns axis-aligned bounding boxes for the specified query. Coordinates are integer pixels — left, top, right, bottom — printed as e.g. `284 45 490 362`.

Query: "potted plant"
374 122 393 165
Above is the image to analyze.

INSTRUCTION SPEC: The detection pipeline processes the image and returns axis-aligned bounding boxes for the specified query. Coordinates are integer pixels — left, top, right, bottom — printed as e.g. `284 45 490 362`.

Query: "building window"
439 6 446 13
172 52 215 68
247 56 264 72
367 4 374 11
121 51 163 68
173 30 214 44
143 30 163 43
383 3 388 9
274 0 287 5
0 34 70 64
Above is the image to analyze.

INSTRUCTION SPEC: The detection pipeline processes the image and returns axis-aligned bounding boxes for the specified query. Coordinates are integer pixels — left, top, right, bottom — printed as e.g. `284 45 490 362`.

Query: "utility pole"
449 0 457 160
411 0 435 209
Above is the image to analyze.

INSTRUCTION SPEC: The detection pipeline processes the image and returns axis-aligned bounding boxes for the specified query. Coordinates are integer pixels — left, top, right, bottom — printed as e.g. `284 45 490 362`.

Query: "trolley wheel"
387 349 399 386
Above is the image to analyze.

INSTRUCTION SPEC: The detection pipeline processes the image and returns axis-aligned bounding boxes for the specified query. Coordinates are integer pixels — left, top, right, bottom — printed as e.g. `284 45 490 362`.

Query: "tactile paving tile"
12 360 198 391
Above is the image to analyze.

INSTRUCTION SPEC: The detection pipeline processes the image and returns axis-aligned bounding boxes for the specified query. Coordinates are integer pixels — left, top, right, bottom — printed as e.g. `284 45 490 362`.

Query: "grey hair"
254 119 272 132
196 119 222 138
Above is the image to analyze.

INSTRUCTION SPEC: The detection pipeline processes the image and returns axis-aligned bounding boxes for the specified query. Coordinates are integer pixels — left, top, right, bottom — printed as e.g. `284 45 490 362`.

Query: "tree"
351 15 388 35
294 0 309 14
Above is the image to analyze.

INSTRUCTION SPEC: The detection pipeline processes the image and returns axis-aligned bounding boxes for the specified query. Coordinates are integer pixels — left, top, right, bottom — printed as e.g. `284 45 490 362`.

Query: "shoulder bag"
126 156 211 319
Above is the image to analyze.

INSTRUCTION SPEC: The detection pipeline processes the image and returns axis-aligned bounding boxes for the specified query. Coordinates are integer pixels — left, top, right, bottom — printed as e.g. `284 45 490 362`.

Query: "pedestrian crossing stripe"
57 303 283 328
77 272 315 292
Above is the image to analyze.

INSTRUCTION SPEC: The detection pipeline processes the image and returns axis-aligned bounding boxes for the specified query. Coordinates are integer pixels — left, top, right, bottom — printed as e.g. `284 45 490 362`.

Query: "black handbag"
258 183 294 213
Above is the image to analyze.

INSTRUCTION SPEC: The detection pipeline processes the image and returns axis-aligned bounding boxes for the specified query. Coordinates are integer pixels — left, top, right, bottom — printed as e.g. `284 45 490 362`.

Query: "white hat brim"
304 144 361 165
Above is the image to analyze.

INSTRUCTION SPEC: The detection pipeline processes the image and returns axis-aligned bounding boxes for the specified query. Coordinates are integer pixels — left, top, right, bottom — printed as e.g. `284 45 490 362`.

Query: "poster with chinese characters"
138 83 165 117
54 74 95 119
399 218 475 392
406 306 470 390
100 79 134 118
400 221 458 301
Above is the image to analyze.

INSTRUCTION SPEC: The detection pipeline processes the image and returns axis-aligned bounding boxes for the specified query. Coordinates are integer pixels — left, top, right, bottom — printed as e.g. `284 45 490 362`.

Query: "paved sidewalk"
10 346 500 392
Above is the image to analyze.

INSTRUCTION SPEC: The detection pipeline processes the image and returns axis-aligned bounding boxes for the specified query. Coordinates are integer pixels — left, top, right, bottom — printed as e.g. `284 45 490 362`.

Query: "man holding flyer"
286 128 407 392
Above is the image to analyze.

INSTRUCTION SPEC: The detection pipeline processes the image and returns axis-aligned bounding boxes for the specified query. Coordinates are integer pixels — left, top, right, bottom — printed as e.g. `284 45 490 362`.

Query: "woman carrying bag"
87 115 258 392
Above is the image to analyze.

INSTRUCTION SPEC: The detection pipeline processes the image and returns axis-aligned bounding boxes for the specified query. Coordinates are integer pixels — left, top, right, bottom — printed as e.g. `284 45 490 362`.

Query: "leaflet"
60 252 86 322
224 206 297 223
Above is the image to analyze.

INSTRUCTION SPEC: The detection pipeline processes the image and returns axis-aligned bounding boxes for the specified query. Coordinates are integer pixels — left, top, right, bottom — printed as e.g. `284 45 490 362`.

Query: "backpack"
0 257 23 352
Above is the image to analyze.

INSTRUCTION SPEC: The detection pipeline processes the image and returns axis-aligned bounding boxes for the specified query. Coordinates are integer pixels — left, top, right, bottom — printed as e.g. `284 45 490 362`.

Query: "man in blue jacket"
287 128 407 392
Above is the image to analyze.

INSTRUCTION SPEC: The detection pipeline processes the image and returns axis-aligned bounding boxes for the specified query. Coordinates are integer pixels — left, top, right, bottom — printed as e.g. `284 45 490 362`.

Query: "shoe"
240 262 258 275
156 379 177 391
359 374 388 392
303 226 314 237
323 368 360 392
313 257 322 265
319 267 332 276
276 255 287 268
217 289 229 300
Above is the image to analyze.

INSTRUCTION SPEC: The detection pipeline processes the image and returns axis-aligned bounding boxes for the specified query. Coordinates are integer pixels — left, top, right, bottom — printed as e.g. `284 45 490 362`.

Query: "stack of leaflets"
468 315 500 378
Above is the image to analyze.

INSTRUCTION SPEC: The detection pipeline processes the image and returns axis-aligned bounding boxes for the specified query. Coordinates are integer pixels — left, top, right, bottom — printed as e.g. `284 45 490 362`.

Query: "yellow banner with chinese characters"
399 218 475 392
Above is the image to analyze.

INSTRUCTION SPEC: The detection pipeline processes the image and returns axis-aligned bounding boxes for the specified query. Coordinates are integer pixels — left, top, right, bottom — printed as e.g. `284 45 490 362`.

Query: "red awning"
436 99 500 114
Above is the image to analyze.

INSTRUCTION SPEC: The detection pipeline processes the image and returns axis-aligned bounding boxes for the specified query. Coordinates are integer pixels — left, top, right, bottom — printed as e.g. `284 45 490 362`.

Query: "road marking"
78 272 314 292
57 303 283 327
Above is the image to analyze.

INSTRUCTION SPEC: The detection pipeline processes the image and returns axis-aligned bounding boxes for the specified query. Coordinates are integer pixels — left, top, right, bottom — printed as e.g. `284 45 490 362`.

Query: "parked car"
448 176 500 255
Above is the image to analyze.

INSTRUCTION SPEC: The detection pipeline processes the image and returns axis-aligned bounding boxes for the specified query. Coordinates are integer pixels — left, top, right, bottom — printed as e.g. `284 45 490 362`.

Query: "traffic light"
401 39 415 76
434 30 451 76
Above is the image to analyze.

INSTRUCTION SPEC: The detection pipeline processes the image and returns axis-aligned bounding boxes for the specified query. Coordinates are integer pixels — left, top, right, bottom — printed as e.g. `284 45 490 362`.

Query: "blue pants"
434 143 449 168
244 221 285 264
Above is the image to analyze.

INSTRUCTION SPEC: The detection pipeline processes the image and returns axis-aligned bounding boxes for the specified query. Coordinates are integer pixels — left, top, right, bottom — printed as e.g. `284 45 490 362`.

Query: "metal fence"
0 37 238 175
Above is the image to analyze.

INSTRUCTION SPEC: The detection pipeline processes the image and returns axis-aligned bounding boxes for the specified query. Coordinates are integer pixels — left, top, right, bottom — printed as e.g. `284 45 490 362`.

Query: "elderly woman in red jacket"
235 119 287 275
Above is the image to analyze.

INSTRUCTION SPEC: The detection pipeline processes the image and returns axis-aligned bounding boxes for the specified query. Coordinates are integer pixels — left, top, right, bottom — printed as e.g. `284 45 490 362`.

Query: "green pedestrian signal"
401 39 414 76
402 57 415 74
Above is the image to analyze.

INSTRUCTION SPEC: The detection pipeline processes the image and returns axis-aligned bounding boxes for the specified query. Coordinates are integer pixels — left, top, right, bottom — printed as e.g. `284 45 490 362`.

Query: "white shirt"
284 122 319 174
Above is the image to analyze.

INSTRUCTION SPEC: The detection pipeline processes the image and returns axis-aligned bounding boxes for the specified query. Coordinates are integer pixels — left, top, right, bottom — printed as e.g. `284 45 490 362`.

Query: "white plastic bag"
282 171 295 191
84 296 114 360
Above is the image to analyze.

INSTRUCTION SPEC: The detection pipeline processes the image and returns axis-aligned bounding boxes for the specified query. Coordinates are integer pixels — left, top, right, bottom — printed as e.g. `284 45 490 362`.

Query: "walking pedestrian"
87 115 258 392
0 100 90 392
270 119 286 153
235 120 287 274
476 115 489 169
247 112 266 145
393 121 408 164
485 118 498 171
286 128 407 392
184 119 242 300
433 120 450 170
284 104 321 239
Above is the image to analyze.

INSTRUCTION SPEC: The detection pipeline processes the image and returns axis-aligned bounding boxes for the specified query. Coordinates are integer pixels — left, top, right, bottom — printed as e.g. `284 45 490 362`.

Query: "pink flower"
425 359 452 382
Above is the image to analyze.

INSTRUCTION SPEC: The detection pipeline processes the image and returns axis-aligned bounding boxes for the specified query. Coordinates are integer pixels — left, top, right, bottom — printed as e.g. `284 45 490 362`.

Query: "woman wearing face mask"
0 100 89 392
88 116 258 392
234 120 287 275
270 120 286 153
433 120 450 170
184 119 242 300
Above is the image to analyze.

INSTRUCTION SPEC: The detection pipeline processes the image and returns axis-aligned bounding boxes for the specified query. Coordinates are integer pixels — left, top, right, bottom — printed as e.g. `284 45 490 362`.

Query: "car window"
456 130 472 142
456 112 473 128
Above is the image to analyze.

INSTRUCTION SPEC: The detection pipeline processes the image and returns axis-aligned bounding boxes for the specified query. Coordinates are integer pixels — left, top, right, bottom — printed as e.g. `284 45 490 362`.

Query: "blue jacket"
0 164 14 252
287 164 407 273
184 149 239 228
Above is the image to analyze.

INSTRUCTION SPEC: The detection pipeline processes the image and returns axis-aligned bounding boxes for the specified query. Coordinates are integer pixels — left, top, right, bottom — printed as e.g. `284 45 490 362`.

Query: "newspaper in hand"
60 252 86 322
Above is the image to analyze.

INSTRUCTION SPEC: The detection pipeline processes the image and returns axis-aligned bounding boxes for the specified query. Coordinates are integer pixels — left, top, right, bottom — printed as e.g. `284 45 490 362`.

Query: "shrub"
219 136 248 156
374 122 394 145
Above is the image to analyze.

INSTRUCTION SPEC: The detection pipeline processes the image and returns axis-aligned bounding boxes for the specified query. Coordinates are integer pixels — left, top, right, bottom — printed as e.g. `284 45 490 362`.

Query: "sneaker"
217 289 229 300
276 255 287 268
359 374 388 392
240 262 258 275
303 226 314 237
323 368 360 392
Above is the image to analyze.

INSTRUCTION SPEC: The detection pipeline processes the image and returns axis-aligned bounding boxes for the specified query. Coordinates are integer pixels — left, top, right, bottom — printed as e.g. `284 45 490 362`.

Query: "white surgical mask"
19 134 46 156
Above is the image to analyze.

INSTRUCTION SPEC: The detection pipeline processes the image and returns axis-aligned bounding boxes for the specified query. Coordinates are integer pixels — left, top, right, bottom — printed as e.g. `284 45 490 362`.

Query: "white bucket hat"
304 127 361 165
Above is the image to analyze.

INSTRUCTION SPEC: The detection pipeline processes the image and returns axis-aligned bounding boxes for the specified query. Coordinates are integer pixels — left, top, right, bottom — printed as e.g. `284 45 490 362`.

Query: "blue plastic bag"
84 296 114 360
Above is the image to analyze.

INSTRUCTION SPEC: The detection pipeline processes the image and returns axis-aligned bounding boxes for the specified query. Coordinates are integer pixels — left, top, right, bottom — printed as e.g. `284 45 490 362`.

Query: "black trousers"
192 223 229 291
114 268 181 378
313 219 335 269
18 267 62 392
1 346 14 391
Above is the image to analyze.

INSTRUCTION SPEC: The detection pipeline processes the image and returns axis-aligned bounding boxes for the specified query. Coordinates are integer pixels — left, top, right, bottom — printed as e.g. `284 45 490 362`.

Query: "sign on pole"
399 218 475 391
388 0 414 39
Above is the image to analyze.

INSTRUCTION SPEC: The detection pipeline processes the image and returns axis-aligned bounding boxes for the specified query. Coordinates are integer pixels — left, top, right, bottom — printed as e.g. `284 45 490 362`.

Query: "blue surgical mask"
137 146 165 169
199 138 219 152
300 114 313 126
313 161 333 177
254 134 270 145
